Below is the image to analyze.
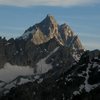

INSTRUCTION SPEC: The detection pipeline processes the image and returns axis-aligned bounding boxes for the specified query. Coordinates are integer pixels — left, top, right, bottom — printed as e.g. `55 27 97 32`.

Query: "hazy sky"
0 0 100 50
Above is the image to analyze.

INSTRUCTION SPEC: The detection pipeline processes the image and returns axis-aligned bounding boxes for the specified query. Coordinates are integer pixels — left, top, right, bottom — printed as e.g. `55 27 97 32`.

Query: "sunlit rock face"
22 15 59 45
22 15 84 50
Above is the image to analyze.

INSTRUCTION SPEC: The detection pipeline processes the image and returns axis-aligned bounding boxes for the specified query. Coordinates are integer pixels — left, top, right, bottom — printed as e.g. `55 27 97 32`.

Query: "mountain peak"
39 14 58 30
39 14 57 25
45 14 56 22
46 14 55 20
21 15 84 50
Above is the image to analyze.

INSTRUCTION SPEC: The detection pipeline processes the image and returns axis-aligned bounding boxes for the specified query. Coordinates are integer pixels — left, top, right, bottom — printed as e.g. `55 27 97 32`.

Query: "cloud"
0 0 99 7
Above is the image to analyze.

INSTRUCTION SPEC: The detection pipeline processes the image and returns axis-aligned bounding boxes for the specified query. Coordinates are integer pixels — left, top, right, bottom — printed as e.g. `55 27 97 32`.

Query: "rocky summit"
21 14 83 49
0 15 99 100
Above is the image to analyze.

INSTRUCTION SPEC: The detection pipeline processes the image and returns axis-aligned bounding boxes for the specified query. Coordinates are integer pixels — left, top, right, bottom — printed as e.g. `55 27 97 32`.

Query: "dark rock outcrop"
0 50 100 100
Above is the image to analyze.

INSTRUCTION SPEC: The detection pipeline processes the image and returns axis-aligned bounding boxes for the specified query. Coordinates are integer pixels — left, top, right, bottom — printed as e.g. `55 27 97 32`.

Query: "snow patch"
77 74 83 77
18 78 31 85
65 77 72 82
36 47 59 74
73 91 80 95
0 63 33 82
22 29 35 39
72 52 80 61
34 75 40 79
38 78 43 83
84 63 100 92
92 62 98 68
5 42 11 46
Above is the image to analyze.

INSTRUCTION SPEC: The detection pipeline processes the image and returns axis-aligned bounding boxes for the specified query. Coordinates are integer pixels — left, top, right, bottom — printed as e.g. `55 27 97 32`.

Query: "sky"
0 0 100 50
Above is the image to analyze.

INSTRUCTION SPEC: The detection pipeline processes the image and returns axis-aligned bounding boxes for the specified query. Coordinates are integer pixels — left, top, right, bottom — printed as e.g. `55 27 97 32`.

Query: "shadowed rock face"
0 50 100 100
0 37 59 68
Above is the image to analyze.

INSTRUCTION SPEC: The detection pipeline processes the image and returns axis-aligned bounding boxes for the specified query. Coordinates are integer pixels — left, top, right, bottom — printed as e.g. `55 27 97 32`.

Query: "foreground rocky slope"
0 50 100 100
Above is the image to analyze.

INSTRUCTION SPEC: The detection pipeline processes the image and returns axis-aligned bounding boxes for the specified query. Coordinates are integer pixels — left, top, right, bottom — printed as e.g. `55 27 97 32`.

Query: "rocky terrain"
0 49 100 100
0 15 99 100
0 15 83 68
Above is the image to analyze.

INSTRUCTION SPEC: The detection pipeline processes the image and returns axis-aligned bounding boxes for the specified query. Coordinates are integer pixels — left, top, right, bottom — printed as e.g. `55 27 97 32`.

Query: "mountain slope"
1 50 100 100
0 15 84 67
0 15 84 96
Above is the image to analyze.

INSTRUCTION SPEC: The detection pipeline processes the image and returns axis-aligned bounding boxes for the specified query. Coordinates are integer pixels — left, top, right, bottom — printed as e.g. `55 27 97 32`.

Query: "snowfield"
37 47 59 74
0 63 34 82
